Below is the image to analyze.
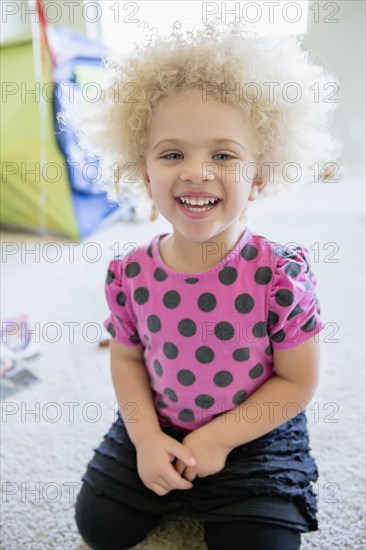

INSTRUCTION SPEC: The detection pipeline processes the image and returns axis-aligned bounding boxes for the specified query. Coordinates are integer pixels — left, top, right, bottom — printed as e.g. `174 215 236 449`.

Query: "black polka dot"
163 342 179 359
134 287 149 305
249 363 264 379
163 290 181 309
106 269 115 284
232 390 248 405
154 267 168 281
301 315 316 332
233 348 250 362
178 409 195 423
156 398 168 409
241 243 258 261
106 322 115 338
235 294 254 314
265 343 272 355
274 246 297 259
146 245 153 258
195 394 215 409
267 311 279 326
288 304 304 320
125 262 140 278
255 267 273 285
130 331 141 344
275 289 294 307
153 360 163 376
147 315 161 332
271 330 286 343
178 319 197 337
285 261 301 278
198 293 217 312
164 388 178 402
214 321 235 341
195 346 215 364
185 278 199 284
214 371 233 387
252 322 267 338
177 370 196 386
116 291 126 306
218 267 238 285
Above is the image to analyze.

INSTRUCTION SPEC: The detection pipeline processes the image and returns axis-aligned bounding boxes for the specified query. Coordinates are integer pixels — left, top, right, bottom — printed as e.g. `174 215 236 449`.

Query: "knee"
75 483 118 550
75 482 151 550
204 521 301 550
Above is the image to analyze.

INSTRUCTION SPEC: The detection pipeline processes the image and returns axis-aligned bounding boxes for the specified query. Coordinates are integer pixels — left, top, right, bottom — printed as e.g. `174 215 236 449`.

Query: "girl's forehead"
146 91 257 153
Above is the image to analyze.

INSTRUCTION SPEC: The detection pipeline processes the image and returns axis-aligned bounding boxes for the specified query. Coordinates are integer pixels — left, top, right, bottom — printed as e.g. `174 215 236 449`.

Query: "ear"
248 169 267 201
140 162 153 199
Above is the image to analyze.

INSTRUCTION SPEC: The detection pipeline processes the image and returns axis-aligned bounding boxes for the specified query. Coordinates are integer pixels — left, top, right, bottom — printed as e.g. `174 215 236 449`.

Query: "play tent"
1 12 133 241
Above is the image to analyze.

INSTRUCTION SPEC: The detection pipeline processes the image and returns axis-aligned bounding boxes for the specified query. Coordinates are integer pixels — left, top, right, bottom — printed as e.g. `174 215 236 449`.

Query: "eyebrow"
152 138 246 152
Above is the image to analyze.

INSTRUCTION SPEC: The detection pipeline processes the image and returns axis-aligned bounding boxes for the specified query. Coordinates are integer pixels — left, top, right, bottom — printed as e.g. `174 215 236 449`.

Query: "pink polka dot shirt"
104 228 324 431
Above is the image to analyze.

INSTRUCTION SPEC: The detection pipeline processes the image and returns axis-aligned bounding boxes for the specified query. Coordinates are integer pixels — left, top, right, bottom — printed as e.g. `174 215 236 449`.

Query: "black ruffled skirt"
81 411 318 532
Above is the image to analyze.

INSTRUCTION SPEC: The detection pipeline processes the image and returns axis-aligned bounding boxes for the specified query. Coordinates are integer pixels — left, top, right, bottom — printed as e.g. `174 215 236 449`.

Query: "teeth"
179 197 218 205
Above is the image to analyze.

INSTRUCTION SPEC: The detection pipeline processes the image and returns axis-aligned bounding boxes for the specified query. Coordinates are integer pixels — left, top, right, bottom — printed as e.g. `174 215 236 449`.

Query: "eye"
213 153 235 161
161 152 183 160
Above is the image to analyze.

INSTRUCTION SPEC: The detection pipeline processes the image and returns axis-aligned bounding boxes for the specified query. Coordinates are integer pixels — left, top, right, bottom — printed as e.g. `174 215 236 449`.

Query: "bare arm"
110 338 161 444
110 338 196 494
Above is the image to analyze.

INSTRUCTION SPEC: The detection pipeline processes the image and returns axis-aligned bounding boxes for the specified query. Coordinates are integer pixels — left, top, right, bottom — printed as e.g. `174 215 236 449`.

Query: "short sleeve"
267 245 325 349
103 259 143 347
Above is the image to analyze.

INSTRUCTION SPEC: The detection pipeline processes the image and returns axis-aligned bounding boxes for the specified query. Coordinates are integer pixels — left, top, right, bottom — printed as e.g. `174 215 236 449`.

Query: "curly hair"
69 18 340 206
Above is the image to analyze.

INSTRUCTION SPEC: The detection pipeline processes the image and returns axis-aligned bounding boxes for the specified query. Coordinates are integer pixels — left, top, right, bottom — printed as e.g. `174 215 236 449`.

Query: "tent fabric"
1 25 132 241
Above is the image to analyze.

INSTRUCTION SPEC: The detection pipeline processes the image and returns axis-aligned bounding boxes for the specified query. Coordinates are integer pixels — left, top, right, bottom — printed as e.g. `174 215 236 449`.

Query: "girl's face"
142 89 265 244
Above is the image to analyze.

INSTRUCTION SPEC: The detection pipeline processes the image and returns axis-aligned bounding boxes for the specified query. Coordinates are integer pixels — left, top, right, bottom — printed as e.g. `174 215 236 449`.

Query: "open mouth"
177 196 220 212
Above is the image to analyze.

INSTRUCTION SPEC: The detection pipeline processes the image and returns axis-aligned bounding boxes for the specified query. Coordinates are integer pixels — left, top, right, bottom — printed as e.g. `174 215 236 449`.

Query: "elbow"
292 380 319 412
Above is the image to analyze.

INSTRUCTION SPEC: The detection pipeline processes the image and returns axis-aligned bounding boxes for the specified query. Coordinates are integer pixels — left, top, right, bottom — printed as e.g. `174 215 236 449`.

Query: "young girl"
73 20 338 550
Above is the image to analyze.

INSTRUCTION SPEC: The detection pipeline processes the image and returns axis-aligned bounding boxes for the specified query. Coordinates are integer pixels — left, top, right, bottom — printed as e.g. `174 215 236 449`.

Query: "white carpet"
1 178 365 550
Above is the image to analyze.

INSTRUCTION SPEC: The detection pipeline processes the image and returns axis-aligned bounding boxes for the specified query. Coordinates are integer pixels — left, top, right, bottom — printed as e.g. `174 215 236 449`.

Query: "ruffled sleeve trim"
103 258 143 347
268 245 325 350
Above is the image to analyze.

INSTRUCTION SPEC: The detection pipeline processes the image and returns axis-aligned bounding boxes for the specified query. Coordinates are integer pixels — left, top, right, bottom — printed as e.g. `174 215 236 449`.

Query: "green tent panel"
1 33 80 239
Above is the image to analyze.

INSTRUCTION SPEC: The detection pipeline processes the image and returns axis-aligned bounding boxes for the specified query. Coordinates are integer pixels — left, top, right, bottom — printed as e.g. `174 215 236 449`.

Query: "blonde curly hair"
69 19 340 208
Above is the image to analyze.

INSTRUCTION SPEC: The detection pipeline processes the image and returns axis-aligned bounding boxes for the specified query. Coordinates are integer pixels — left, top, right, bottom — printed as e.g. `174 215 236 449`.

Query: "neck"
160 224 246 273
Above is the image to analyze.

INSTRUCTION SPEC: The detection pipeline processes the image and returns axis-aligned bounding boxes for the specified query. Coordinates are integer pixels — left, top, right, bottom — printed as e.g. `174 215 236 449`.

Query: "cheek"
242 163 258 184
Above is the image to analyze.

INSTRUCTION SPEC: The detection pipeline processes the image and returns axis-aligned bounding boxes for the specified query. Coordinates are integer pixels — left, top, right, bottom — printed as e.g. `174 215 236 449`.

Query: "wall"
303 0 365 177
0 0 88 43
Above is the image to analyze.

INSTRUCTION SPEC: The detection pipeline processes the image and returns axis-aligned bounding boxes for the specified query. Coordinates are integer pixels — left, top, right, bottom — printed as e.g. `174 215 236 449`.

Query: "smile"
176 195 221 217
178 196 220 212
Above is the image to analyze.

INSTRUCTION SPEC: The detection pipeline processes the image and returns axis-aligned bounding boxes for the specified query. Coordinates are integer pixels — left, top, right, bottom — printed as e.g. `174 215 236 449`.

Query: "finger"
182 467 197 482
169 441 196 468
163 466 194 491
174 458 186 477
151 483 170 496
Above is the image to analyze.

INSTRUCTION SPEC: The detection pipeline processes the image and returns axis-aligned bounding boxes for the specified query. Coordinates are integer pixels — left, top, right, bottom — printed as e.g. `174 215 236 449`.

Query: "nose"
179 160 216 184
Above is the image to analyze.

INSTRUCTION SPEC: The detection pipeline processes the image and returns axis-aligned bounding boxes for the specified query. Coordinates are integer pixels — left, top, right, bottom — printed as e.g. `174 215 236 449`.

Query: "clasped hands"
135 426 230 496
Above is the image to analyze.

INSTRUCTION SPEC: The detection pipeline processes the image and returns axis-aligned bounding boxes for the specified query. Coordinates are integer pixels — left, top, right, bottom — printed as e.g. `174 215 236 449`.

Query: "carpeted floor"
1 178 365 550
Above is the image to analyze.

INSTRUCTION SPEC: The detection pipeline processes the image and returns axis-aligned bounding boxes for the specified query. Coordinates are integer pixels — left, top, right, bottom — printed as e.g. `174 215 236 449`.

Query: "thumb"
170 441 196 467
